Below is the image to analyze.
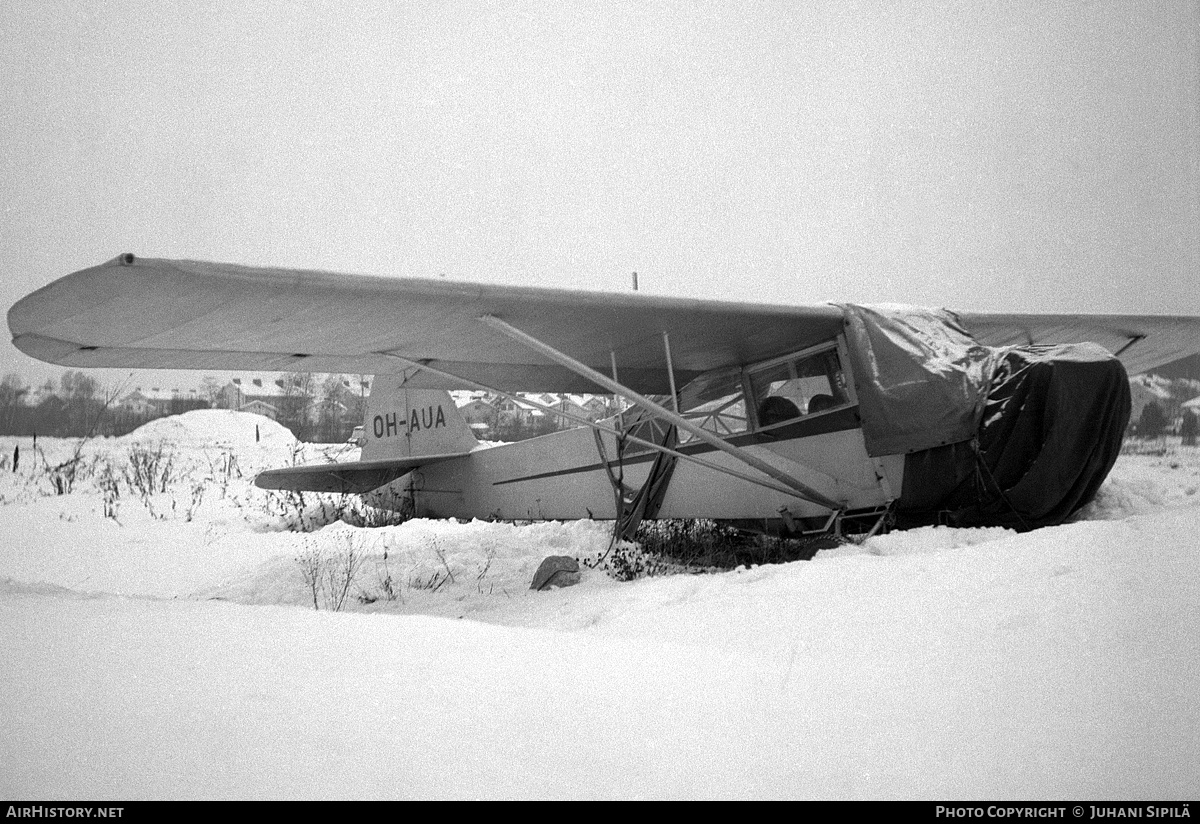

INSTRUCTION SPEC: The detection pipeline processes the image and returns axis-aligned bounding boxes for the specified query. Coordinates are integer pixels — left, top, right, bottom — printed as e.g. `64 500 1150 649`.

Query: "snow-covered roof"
226 376 288 398
123 386 200 403
239 398 279 413
222 374 371 399
1130 373 1174 400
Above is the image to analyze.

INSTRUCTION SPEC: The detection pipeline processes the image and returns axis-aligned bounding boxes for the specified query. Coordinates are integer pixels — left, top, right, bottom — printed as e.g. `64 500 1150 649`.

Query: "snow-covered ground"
0 411 1196 799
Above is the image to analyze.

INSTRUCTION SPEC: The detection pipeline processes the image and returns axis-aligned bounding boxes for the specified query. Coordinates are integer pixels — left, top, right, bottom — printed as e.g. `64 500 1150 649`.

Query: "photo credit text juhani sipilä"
935 807 1191 820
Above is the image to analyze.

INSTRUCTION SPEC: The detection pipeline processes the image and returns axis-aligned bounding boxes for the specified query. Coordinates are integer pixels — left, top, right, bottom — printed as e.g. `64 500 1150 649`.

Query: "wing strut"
476 315 846 511
1113 334 1147 359
375 351 812 501
662 332 680 412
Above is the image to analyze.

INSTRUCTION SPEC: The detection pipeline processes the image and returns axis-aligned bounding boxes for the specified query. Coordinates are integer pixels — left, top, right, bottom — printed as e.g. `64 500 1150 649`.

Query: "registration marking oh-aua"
373 405 448 438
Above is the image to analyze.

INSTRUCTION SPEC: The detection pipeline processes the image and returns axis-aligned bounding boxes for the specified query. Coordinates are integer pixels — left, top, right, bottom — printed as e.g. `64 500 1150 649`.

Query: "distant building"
212 375 371 440
457 398 499 430
119 386 204 417
237 399 280 420
494 395 544 426
207 377 616 439
215 375 312 423
581 396 616 420
216 376 288 412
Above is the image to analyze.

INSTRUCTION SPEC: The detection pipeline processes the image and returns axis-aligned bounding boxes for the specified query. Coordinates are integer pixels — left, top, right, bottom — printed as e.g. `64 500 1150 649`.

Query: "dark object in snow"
12 444 17 473
531 555 581 591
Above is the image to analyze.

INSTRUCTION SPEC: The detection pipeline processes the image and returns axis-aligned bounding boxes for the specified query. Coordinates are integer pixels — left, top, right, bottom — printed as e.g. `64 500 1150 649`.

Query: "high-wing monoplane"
10 254 1200 538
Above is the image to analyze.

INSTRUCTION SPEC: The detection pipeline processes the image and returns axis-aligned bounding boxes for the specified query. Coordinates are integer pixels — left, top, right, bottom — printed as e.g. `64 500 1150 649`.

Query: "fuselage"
369 410 903 524
366 331 904 527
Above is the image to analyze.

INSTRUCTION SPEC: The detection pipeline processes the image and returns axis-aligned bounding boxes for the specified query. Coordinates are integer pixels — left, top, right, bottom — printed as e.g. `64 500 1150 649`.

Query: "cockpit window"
663 344 851 445
675 368 748 443
749 347 848 428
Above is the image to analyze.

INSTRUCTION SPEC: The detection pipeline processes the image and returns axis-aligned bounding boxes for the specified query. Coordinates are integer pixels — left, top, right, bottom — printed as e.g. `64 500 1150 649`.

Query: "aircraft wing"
8 254 845 394
254 453 468 493
9 255 1200 394
957 312 1200 376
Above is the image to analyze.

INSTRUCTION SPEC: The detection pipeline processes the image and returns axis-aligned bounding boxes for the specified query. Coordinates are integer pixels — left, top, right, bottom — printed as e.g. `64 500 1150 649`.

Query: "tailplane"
254 384 477 493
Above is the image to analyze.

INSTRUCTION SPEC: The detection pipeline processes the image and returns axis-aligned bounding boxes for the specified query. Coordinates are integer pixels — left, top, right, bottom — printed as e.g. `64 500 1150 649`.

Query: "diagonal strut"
476 315 845 511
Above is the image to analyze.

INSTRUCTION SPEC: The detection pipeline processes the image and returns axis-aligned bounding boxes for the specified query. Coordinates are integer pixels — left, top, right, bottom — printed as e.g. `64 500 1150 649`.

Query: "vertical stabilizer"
361 380 478 461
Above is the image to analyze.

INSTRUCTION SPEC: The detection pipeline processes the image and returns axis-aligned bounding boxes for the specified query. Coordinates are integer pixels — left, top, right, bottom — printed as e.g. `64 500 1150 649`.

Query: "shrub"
267 490 409 532
97 460 120 520
585 519 841 580
296 532 365 611
124 443 177 497
583 540 670 582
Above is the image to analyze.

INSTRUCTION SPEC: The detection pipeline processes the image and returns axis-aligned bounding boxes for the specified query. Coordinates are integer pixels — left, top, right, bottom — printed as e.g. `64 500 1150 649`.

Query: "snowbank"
122 409 297 448
1 423 1197 799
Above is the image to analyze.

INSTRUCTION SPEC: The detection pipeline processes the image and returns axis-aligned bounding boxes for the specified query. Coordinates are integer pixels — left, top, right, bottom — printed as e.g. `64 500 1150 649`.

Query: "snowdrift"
0 410 1197 799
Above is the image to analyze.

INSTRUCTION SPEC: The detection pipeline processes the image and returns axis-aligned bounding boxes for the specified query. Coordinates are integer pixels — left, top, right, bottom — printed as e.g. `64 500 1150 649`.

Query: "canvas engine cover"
896 343 1131 530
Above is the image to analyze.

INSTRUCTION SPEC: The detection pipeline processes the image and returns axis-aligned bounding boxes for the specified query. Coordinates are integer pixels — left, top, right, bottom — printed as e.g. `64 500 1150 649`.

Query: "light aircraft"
9 254 1200 539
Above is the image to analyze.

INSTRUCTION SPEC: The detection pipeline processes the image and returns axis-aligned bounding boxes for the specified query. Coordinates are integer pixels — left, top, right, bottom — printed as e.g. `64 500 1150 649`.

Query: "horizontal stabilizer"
254 453 468 494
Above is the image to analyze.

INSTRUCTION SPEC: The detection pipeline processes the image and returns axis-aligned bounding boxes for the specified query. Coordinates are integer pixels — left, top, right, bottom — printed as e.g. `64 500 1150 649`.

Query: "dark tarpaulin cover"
896 343 1131 531
841 304 994 457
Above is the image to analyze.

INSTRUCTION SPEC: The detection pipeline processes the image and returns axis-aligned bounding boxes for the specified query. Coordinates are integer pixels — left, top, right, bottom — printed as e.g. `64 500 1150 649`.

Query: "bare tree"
350 375 370 428
199 375 225 406
0 373 29 433
318 374 350 442
60 370 100 435
277 372 317 440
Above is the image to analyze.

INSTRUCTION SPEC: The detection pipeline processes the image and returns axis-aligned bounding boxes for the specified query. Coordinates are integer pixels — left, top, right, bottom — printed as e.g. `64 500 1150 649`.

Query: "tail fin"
361 381 478 461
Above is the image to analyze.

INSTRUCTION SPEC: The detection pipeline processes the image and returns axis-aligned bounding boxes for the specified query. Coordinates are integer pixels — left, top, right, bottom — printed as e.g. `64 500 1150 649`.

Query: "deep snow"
0 411 1196 799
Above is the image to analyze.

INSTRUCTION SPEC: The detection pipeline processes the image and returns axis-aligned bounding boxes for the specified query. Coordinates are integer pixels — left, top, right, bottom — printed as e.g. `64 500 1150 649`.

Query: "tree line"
1135 400 1200 445
0 371 367 442
0 371 129 438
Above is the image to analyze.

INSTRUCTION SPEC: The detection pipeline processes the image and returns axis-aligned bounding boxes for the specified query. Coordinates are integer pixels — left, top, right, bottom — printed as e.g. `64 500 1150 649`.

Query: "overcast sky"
2 0 1198 389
